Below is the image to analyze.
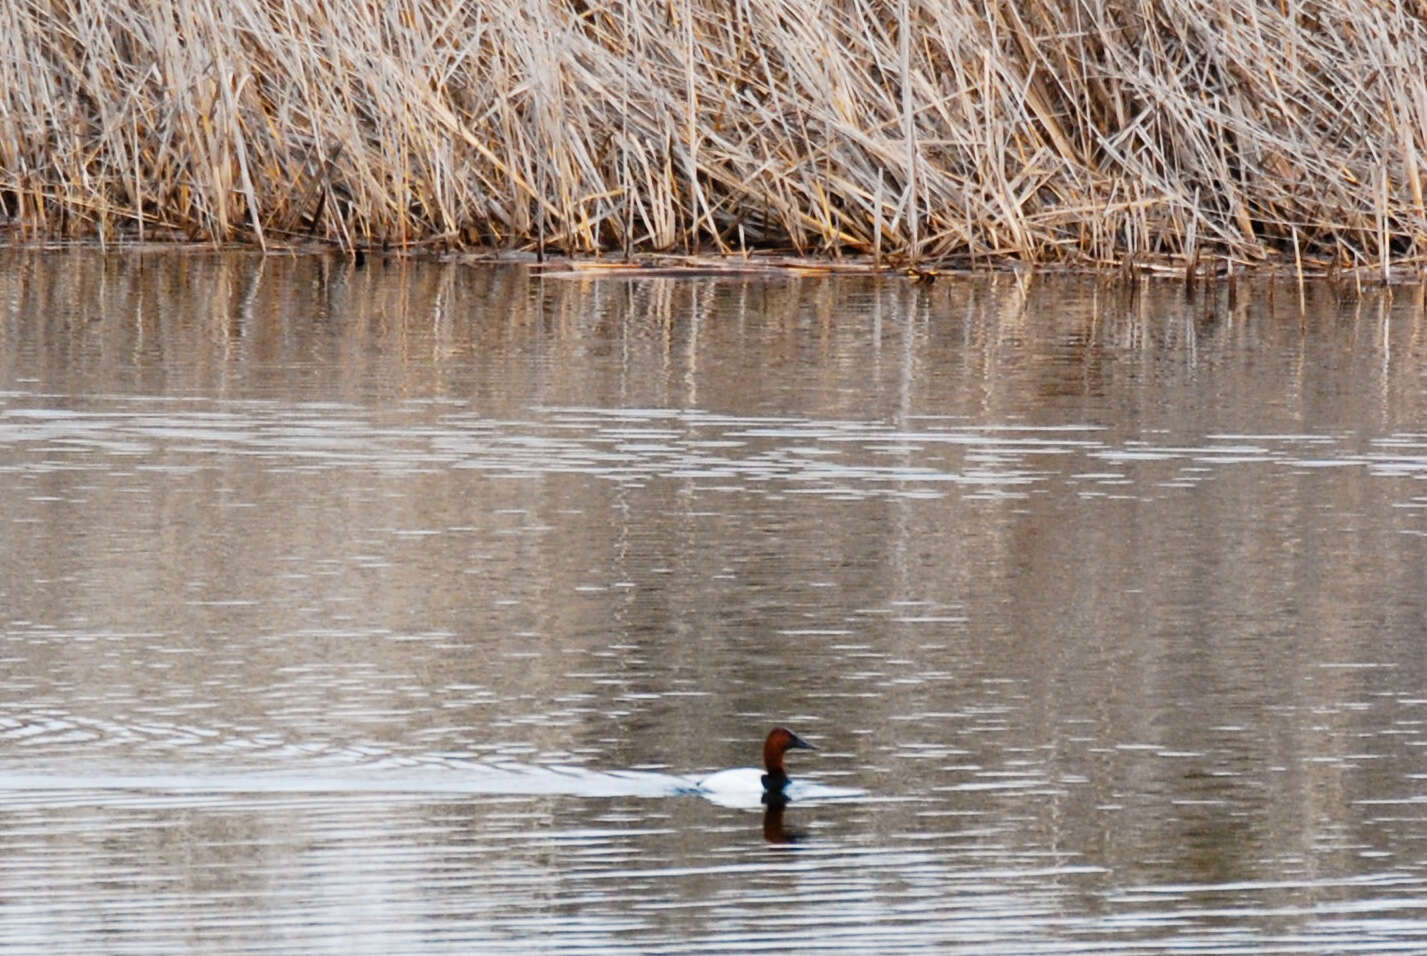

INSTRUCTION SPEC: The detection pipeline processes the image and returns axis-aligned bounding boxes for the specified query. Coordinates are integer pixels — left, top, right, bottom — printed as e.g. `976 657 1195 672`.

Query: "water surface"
3 252 1427 953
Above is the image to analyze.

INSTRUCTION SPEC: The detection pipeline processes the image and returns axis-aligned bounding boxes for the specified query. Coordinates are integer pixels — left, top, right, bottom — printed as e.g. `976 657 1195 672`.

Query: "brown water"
3 250 1427 953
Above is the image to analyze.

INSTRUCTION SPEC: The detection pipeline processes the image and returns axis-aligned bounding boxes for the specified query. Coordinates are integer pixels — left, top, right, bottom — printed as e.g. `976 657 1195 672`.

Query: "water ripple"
7 400 1420 510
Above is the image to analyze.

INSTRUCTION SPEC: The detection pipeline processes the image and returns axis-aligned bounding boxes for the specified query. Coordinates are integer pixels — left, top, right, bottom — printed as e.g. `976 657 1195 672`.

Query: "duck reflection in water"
761 789 807 844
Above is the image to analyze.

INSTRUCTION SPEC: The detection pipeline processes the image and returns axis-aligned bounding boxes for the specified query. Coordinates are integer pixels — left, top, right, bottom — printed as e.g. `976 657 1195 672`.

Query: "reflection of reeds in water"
3 1 1426 272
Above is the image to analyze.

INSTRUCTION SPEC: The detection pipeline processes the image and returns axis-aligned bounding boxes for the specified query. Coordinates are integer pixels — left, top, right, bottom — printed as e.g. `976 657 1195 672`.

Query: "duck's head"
762 727 816 776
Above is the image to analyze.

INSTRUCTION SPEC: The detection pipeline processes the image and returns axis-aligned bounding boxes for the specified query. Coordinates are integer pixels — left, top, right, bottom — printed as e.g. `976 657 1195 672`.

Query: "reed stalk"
2 0 1426 271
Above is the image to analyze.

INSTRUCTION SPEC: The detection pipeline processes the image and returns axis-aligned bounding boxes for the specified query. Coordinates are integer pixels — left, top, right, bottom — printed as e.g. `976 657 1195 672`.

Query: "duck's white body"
698 767 764 791
695 767 853 809
696 767 774 808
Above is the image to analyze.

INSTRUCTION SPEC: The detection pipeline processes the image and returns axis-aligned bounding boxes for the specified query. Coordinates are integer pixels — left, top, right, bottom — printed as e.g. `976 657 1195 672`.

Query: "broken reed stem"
899 0 919 265
1292 225 1305 318
2 0 1427 272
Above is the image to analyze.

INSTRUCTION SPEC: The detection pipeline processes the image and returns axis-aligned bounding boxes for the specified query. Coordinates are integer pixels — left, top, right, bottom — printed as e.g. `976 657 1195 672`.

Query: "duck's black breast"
761 771 791 792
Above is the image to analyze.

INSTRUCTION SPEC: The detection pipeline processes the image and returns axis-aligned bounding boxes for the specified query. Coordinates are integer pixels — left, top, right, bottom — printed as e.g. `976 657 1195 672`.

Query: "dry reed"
3 0 1426 272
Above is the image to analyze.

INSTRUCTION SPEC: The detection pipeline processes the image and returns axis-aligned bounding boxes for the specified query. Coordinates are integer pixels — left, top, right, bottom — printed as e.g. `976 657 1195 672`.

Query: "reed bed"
3 0 1426 272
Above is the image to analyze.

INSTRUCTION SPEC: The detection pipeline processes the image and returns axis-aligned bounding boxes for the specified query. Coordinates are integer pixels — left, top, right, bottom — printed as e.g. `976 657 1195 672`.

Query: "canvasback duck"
697 727 816 807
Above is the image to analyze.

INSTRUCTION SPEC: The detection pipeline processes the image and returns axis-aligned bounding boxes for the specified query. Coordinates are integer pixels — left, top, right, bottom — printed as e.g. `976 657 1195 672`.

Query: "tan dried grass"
2 0 1425 271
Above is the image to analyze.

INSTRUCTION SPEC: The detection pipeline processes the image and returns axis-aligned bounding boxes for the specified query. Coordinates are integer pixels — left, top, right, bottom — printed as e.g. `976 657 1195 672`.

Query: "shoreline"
4 235 1425 288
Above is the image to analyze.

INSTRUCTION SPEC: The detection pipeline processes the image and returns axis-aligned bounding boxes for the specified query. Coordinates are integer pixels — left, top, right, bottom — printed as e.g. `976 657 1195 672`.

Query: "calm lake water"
3 250 1427 953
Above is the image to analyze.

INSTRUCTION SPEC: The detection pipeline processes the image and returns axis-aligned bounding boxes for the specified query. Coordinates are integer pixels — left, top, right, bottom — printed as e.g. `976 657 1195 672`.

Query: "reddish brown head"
762 727 816 776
